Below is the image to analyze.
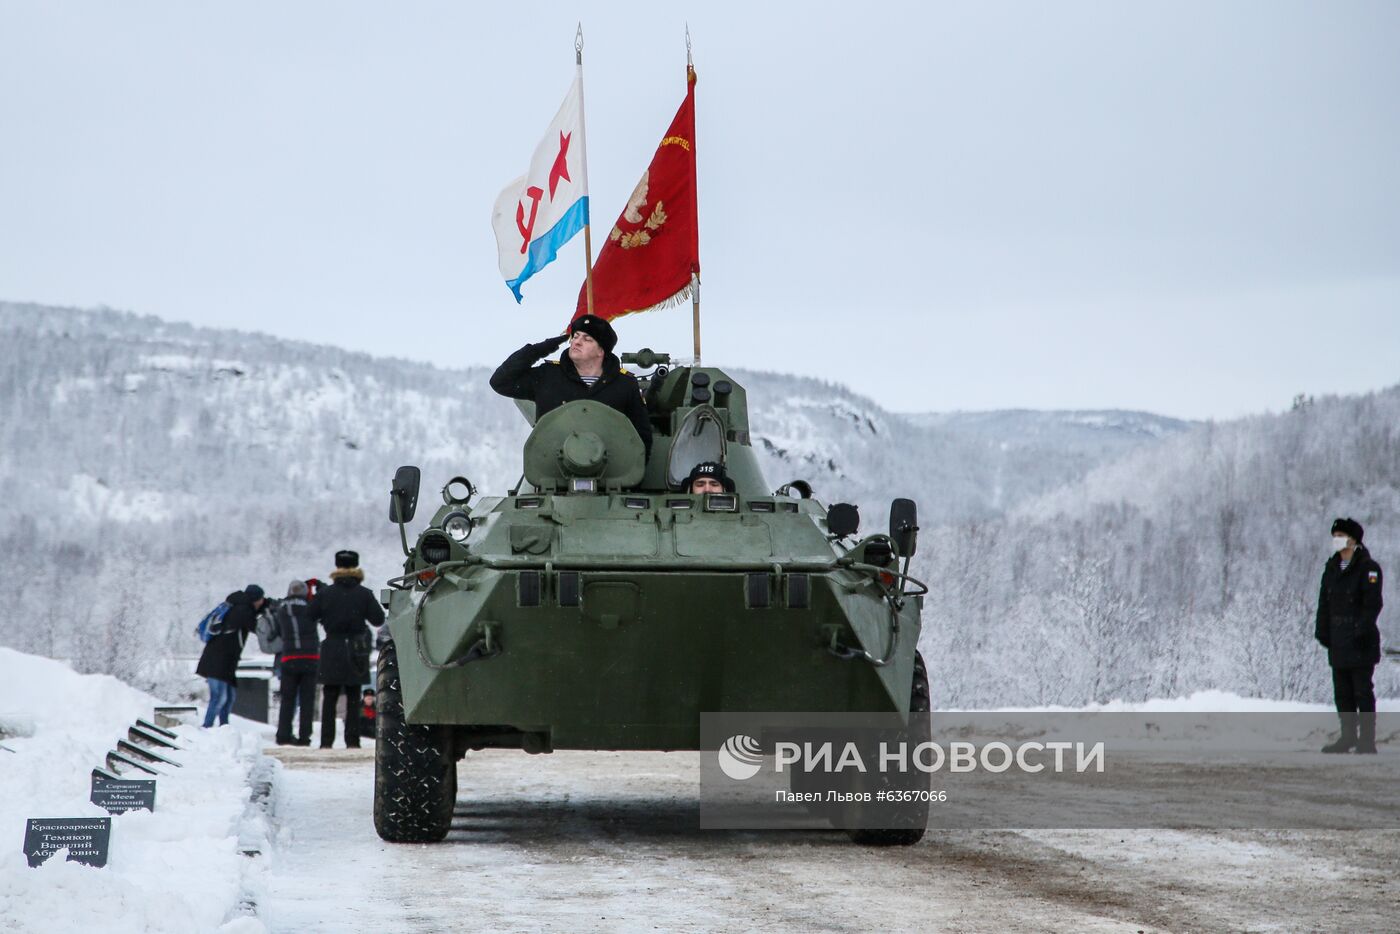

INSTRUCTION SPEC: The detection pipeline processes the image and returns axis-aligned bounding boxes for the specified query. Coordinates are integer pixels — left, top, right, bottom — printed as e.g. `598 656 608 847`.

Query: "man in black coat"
310 550 385 748
196 585 265 728
1315 517 1384 753
490 314 652 457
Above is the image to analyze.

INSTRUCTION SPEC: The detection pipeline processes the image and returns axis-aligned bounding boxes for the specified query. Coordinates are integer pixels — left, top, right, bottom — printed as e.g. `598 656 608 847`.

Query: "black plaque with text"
90 776 156 814
23 817 111 867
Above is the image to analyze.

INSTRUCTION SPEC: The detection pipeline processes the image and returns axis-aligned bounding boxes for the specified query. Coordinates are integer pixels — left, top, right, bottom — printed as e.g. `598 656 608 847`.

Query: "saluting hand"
532 333 570 355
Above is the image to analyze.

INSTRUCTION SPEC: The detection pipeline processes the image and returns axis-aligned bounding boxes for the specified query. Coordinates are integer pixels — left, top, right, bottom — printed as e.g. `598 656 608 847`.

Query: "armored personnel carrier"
376 349 929 845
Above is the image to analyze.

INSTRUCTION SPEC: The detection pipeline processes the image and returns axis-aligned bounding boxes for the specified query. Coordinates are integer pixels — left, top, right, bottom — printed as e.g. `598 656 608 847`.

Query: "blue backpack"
196 602 232 643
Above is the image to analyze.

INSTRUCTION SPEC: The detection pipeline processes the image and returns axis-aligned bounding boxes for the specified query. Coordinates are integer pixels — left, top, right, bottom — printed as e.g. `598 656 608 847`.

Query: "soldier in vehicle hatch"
490 314 653 457
686 461 734 494
1315 517 1384 754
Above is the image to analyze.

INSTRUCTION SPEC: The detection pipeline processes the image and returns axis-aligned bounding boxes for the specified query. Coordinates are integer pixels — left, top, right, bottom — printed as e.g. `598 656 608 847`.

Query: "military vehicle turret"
376 349 929 845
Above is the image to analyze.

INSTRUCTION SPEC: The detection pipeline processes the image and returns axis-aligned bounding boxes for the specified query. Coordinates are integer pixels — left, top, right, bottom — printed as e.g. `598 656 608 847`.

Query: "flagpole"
691 271 701 365
576 24 596 317
687 25 701 364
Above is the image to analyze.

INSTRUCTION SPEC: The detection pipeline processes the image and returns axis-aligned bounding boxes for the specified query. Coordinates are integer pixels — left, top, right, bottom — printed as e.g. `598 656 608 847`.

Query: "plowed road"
260 745 1399 933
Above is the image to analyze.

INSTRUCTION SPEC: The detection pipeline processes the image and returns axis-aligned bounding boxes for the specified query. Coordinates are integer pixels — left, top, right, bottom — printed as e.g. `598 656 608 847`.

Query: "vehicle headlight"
443 511 472 544
419 531 451 565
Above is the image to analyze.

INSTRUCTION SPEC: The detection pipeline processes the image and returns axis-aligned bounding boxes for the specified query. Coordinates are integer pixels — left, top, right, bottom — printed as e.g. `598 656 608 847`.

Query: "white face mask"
1333 536 1350 552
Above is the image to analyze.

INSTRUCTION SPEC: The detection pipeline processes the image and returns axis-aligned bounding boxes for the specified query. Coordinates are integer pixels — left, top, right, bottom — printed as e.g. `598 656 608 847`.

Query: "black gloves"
530 333 569 357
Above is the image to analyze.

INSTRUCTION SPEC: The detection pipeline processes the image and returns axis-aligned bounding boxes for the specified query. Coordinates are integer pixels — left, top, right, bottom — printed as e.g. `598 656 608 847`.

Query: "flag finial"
685 23 693 69
576 22 584 64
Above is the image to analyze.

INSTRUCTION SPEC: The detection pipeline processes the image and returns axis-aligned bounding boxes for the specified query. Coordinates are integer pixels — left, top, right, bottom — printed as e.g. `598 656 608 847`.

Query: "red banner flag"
574 70 699 322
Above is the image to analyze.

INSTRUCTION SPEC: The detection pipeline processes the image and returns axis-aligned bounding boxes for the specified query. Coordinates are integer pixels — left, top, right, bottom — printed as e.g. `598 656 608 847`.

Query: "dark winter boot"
1355 713 1377 754
1321 714 1358 754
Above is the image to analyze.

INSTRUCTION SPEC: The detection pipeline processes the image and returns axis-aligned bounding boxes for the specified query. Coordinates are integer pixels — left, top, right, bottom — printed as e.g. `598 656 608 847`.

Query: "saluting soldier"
490 314 652 457
1315 517 1384 754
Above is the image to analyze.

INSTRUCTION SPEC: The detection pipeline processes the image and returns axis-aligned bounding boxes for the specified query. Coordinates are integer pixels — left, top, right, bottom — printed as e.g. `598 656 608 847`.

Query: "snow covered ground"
3 648 1398 933
1010 687 1400 712
257 746 1400 933
0 648 268 933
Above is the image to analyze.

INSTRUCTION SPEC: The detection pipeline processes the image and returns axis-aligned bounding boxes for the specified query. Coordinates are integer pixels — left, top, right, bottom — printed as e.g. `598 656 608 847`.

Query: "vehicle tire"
849 650 930 847
373 641 457 842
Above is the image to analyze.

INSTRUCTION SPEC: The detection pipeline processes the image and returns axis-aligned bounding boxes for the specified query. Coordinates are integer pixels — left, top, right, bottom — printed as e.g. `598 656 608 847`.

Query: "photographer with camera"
196 584 265 728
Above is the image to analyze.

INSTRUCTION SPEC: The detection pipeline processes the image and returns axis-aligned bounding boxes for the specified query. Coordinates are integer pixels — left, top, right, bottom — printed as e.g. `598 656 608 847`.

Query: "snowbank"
0 648 267 933
995 689 1400 713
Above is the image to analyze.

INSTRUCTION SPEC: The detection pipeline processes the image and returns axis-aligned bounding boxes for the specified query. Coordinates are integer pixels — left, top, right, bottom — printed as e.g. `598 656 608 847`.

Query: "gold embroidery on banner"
660 136 691 151
609 169 671 249
644 201 667 231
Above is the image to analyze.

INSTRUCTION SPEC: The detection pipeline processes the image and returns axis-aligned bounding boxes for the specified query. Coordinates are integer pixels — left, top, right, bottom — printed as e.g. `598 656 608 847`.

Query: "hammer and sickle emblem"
515 133 574 254
515 185 544 254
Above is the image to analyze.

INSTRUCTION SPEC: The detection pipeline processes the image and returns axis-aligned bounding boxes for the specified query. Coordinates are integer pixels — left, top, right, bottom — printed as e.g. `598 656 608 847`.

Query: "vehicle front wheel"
373 641 457 842
849 650 930 847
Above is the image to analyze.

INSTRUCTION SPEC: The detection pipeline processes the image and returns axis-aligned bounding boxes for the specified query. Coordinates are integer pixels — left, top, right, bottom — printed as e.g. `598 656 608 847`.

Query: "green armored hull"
375 351 927 843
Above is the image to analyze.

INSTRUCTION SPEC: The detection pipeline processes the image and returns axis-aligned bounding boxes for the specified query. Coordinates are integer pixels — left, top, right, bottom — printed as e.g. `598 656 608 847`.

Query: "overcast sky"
2 1 1397 419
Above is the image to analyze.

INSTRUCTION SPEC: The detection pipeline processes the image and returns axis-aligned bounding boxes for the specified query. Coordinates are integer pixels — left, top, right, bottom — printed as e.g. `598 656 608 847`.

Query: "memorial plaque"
129 725 182 751
23 818 111 867
116 739 181 768
153 706 198 729
90 776 156 814
135 718 179 740
106 750 160 776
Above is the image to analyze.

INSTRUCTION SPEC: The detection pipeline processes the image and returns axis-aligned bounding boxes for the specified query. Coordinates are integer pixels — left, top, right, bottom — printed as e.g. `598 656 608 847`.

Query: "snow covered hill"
2 301 1392 710
901 408 1191 511
917 385 1400 707
2 302 528 690
908 408 1188 446
0 301 1181 694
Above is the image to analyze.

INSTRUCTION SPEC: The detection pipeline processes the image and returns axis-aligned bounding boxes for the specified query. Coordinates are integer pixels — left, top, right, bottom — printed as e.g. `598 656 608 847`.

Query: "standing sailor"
1315 517 1384 754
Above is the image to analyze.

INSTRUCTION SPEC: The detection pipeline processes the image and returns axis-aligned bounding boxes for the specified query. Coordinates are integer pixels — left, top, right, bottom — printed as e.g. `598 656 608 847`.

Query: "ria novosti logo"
714 733 1106 779
717 734 764 780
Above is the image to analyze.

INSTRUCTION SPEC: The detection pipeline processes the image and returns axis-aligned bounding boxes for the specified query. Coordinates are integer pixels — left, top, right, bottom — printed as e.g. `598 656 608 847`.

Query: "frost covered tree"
1 301 1396 706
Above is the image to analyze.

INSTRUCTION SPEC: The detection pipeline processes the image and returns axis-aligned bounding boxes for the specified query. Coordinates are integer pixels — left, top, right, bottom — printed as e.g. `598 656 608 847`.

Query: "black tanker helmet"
569 314 618 354
686 461 735 493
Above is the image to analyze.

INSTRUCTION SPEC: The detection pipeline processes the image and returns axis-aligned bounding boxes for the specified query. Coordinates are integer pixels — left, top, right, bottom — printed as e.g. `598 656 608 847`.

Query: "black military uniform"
489 315 652 456
1315 517 1384 753
310 550 385 749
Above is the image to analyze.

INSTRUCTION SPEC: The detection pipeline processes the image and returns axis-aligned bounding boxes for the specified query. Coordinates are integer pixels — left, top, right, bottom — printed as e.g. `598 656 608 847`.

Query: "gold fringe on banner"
615 281 695 320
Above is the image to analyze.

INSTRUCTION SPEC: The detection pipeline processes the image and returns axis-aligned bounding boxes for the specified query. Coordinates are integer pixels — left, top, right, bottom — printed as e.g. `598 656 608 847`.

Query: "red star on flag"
548 132 572 200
